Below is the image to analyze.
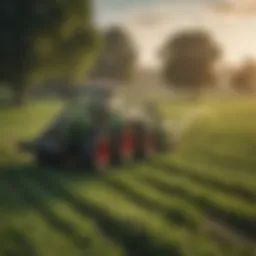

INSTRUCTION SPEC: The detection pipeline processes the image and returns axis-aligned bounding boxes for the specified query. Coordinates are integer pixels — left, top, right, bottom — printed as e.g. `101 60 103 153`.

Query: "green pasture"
0 97 255 256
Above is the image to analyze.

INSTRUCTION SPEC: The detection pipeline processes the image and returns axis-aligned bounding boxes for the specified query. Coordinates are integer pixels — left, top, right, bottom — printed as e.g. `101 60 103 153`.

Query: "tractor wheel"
35 151 57 167
79 131 111 173
119 127 135 162
93 135 111 172
133 122 156 160
35 152 47 167
111 127 135 165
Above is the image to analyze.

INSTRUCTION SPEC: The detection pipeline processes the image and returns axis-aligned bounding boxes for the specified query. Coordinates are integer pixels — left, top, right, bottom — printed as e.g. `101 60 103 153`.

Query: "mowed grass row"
152 157 256 202
0 168 235 256
132 165 255 238
33 168 251 256
0 172 254 256
1 163 252 255
0 170 124 256
0 174 83 256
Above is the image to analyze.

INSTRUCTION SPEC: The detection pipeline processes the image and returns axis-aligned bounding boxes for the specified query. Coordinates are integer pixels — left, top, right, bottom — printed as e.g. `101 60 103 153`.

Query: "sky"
94 0 256 68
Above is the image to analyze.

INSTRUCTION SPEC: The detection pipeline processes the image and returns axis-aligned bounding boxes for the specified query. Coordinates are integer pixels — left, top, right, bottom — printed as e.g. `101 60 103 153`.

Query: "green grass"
0 100 63 164
0 97 255 255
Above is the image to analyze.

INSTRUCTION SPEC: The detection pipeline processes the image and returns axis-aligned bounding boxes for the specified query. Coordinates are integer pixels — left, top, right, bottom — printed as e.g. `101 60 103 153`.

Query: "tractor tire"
111 125 135 166
79 129 112 173
35 152 47 167
35 151 57 167
133 122 157 160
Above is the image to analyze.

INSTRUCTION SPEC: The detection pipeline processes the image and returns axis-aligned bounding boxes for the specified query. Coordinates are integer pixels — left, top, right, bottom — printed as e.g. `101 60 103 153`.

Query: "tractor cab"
75 80 162 123
79 82 126 111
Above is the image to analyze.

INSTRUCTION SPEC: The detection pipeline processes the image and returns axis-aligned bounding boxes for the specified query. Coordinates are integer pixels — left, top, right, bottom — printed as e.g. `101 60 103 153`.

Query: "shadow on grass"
106 178 201 231
182 147 256 174
150 160 256 203
0 163 97 250
0 229 38 256
0 162 99 219
142 176 256 241
1 162 169 255
0 160 141 217
29 171 182 256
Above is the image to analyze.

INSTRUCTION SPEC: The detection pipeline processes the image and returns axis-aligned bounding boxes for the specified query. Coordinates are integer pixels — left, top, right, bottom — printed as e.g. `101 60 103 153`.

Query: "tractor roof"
74 80 126 108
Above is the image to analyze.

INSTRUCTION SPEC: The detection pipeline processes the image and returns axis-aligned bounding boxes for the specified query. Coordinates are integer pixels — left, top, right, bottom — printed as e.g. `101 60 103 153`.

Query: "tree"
231 59 256 94
160 29 221 96
0 0 99 105
89 26 137 83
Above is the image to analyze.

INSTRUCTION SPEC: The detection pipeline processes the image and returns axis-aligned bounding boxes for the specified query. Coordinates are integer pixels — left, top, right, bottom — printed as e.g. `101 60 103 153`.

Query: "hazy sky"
94 0 256 67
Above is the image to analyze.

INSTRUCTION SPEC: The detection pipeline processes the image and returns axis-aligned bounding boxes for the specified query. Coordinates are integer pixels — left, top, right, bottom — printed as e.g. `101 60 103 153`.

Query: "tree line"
1 0 255 106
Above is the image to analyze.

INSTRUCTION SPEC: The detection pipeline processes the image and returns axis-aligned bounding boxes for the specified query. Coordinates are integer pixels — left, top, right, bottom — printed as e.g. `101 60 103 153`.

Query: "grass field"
0 97 255 256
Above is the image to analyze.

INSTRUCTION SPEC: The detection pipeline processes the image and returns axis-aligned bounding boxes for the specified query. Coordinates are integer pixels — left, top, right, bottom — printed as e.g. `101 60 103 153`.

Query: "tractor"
19 82 176 172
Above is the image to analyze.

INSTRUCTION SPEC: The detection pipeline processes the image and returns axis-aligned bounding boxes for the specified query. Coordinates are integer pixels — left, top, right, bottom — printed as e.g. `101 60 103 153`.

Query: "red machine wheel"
120 129 134 162
93 137 111 171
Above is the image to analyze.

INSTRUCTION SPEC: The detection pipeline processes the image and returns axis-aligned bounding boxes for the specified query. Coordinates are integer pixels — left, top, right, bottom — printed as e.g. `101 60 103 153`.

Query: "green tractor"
19 82 176 172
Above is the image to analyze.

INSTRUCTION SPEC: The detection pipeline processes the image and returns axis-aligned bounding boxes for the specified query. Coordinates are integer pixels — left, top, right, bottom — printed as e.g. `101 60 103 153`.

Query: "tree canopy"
0 0 99 104
160 29 221 93
231 59 256 93
89 26 137 83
